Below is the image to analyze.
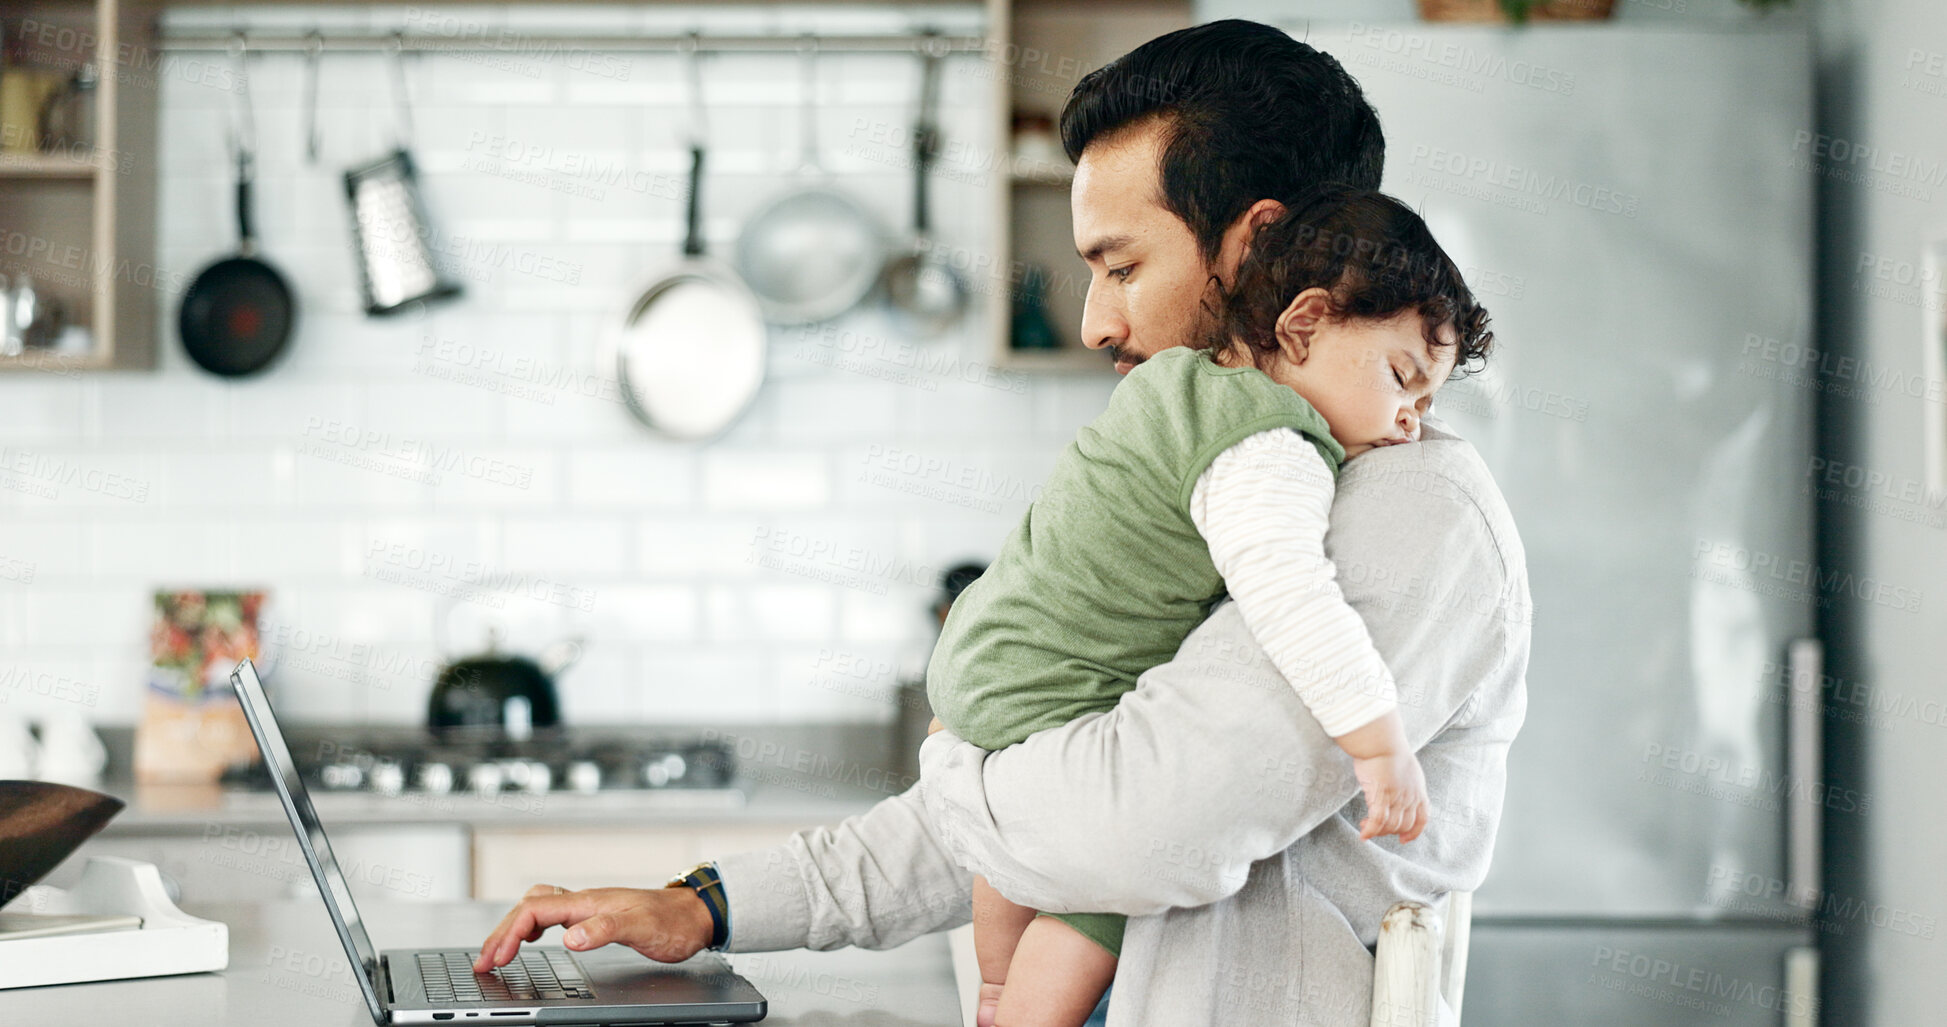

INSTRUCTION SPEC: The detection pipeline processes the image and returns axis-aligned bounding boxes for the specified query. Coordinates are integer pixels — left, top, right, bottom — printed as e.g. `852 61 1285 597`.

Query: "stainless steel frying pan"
614 44 767 441
734 40 888 326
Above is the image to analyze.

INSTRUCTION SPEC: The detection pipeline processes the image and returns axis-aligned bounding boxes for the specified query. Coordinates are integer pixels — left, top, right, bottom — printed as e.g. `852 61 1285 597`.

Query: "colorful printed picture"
148 590 266 702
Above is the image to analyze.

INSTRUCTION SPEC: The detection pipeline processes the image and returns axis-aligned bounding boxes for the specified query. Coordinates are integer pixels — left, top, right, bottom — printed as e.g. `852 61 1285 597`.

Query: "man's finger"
564 912 613 950
478 895 592 970
480 891 563 968
493 904 560 966
478 905 528 970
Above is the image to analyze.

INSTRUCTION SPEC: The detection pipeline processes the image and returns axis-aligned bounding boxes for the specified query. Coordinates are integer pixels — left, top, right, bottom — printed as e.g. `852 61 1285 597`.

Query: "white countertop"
102 778 890 833
0 899 963 1026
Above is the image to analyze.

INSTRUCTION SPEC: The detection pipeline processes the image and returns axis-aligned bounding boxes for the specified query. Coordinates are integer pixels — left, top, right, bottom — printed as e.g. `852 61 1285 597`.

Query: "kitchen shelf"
1007 161 1074 186
980 0 1189 371
0 153 101 179
0 0 161 372
0 348 115 371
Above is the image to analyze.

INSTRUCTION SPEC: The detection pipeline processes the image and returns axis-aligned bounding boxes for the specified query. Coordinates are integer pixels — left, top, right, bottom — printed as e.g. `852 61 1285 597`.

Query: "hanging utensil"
178 35 296 377
734 37 888 326
302 30 322 165
882 35 968 339
613 39 767 440
343 34 461 317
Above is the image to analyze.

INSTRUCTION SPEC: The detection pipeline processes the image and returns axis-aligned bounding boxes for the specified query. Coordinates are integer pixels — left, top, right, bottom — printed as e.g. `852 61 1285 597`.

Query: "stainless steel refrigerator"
1304 23 1823 1025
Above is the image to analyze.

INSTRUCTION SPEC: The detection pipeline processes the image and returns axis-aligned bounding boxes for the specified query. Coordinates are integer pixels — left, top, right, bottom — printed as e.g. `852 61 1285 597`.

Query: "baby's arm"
1188 429 1429 843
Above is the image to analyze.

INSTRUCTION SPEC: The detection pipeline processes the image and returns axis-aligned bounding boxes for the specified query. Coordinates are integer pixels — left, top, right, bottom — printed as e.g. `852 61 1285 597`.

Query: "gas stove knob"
370 761 406 797
566 760 601 794
469 762 505 797
506 760 552 798
642 753 687 788
416 762 454 796
320 762 365 790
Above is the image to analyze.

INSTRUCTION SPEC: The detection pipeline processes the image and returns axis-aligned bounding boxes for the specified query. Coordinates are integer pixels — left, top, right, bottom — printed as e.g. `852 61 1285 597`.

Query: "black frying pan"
179 148 295 377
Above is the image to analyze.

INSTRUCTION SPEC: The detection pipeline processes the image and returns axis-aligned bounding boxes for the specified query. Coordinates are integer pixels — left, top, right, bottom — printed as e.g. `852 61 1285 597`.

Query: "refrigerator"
1300 24 1823 1026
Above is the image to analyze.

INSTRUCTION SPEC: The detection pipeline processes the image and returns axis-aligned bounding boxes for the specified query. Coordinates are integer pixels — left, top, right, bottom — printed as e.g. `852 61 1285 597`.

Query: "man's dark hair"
1196 185 1493 374
1060 19 1386 265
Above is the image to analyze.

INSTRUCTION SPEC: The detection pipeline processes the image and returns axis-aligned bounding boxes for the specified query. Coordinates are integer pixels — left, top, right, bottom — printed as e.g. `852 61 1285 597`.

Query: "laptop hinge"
377 954 395 1006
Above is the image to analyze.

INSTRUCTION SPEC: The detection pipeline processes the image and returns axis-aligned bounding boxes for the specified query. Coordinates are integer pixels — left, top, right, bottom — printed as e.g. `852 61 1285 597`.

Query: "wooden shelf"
982 0 1188 372
1008 160 1074 186
0 153 101 179
0 0 161 373
0 349 111 373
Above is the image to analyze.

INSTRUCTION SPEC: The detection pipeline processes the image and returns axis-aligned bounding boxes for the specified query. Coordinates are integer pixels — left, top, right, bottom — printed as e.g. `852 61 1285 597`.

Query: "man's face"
1071 121 1241 376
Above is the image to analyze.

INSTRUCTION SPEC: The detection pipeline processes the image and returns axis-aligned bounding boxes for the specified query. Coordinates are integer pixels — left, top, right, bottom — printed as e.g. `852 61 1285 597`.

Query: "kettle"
426 629 579 739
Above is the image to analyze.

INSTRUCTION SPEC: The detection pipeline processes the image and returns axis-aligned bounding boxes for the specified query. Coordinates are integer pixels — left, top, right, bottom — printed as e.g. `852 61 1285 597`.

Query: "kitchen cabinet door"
55 825 470 904
471 823 818 901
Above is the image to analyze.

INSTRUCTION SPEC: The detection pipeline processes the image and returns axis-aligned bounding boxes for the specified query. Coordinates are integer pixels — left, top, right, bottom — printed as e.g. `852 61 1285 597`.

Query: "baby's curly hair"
1196 185 1493 375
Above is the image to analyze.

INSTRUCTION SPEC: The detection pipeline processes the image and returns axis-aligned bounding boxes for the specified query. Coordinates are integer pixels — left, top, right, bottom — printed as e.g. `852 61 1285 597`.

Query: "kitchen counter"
0 899 965 1026
101 775 895 833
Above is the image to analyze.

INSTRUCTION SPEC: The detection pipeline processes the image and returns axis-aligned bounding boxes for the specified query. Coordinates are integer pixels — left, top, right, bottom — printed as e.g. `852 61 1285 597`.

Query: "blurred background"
0 0 1941 1022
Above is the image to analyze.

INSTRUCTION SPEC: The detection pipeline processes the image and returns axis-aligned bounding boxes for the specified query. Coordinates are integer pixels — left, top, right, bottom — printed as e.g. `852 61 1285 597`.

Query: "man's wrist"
665 861 730 951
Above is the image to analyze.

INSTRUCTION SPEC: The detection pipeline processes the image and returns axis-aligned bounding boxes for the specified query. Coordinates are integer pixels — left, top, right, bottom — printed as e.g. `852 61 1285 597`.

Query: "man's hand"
474 884 715 972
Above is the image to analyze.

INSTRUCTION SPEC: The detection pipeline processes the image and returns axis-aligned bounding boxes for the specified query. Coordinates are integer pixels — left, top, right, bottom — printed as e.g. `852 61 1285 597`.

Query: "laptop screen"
230 659 389 1022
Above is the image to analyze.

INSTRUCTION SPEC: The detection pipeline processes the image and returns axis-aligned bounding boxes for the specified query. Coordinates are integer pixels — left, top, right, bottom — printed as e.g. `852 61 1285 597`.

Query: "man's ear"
1213 198 1287 283
1273 288 1334 365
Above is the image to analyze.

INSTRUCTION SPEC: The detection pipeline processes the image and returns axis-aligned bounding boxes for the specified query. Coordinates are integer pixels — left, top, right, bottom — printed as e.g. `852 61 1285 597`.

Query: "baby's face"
1285 311 1458 460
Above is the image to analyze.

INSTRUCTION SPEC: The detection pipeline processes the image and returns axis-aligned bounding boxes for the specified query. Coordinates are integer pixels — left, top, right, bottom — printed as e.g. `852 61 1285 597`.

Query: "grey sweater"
715 425 1531 1025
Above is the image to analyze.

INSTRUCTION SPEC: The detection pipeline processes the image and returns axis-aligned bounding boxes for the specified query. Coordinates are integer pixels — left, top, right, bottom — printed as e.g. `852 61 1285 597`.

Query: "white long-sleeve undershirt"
1188 428 1398 737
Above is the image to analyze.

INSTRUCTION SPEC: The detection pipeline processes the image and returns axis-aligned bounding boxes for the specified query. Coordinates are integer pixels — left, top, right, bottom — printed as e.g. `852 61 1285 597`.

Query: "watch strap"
665 861 729 951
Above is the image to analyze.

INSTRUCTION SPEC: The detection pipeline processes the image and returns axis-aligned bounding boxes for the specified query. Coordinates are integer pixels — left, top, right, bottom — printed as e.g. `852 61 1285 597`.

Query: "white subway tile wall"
0 4 1122 726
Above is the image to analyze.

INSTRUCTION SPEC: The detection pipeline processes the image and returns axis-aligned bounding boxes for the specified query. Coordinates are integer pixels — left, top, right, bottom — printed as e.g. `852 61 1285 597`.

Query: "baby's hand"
927 716 947 735
1353 751 1429 843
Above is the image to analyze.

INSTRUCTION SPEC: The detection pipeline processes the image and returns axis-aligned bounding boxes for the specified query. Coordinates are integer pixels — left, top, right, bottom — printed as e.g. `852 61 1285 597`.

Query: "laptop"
228 658 768 1025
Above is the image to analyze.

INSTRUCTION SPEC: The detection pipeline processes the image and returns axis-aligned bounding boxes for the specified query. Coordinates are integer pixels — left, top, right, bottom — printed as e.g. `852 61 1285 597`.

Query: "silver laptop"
229 658 767 1025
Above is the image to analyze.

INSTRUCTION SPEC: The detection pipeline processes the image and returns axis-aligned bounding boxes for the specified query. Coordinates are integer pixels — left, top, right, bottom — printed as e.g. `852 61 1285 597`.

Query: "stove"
222 732 738 801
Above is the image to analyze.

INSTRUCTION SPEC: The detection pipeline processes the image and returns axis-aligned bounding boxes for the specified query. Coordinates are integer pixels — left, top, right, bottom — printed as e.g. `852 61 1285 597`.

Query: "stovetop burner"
222 733 736 799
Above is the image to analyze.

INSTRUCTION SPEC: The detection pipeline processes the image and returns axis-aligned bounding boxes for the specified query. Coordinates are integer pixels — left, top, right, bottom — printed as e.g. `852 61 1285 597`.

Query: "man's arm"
921 440 1527 916
475 780 974 968
714 782 973 952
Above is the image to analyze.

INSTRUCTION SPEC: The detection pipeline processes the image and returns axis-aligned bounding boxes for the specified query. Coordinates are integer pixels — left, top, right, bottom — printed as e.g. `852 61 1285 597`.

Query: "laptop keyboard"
417 950 595 1004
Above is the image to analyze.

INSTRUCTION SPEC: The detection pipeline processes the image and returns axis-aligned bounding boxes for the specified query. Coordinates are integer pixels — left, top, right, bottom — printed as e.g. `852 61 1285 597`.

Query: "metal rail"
151 29 984 56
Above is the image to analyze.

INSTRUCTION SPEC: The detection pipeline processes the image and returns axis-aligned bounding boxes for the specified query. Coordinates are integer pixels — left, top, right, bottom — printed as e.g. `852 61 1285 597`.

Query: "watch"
665 860 729 952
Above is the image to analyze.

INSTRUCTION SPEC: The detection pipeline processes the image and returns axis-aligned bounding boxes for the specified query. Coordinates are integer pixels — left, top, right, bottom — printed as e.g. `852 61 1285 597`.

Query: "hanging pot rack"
151 27 980 56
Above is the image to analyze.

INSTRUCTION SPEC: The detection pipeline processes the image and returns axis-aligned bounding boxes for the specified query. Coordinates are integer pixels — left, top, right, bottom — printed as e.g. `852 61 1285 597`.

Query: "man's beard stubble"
1108 271 1231 371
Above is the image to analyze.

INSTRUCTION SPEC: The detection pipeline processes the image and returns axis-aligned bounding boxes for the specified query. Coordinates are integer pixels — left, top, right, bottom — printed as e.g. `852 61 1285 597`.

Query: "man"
477 20 1530 1024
